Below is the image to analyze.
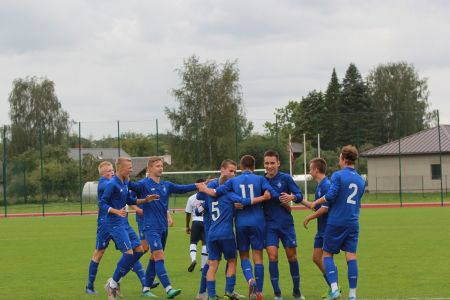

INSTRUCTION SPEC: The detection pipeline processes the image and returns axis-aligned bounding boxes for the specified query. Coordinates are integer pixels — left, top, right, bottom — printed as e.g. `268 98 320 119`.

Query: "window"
431 164 441 180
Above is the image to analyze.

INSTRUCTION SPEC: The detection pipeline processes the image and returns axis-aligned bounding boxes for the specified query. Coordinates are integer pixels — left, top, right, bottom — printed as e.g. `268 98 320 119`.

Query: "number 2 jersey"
324 167 365 227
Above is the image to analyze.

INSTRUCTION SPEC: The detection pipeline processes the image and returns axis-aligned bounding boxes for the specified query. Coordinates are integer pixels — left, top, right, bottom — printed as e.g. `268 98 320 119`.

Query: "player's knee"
92 249 105 262
152 250 164 260
312 254 321 266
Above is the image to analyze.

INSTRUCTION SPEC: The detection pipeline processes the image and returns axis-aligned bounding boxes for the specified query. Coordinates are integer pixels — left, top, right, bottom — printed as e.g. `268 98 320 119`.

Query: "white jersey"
185 193 203 222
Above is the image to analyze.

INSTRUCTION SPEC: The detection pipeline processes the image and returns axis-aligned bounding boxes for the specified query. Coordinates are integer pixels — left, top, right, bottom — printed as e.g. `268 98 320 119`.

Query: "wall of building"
366 154 450 192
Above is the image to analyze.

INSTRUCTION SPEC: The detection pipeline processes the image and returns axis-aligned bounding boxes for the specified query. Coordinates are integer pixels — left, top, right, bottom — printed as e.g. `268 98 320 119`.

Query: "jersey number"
347 183 358 205
211 201 220 221
239 184 255 200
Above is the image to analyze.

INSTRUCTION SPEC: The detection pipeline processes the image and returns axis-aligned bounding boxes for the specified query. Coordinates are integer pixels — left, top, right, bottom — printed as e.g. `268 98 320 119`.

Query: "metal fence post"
437 110 444 206
397 113 403 207
3 126 7 217
156 119 159 156
79 122 83 215
39 125 44 216
117 120 121 157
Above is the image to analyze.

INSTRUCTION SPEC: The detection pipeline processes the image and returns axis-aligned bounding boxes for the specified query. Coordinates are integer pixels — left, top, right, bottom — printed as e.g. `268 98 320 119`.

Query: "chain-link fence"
1 111 448 217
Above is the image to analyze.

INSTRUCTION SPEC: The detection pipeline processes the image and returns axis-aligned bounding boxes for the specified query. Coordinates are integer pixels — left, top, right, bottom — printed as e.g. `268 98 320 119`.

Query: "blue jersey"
133 178 146 226
264 171 303 228
324 167 365 226
129 177 196 230
99 176 137 226
216 171 278 228
208 192 250 241
97 176 110 225
197 179 219 239
314 177 331 235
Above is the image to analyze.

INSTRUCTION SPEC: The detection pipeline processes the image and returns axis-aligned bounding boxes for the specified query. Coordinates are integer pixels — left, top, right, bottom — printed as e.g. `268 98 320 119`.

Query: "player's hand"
311 200 317 210
234 203 244 210
280 202 292 212
136 208 143 216
168 214 174 227
263 190 271 200
186 227 191 234
303 217 310 229
145 194 160 202
279 192 293 204
115 207 126 217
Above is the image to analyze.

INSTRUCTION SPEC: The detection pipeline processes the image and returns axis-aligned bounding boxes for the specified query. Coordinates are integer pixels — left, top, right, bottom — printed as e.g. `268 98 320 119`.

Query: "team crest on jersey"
163 187 167 193
277 181 282 188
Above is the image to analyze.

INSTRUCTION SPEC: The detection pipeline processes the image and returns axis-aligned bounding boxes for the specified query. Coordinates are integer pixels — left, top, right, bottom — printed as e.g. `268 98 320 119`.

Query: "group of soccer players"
85 145 365 300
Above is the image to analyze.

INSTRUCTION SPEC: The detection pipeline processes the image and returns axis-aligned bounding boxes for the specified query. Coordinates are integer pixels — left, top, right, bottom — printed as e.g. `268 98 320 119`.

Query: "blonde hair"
115 157 132 170
147 156 163 169
98 161 113 175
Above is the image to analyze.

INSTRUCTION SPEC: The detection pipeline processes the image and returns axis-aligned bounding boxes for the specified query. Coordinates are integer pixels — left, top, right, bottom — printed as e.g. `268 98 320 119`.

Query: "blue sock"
206 280 216 298
254 264 264 292
199 263 209 293
145 259 156 288
289 260 300 293
347 259 358 289
120 251 144 281
225 275 236 294
324 257 338 286
269 261 280 294
87 260 99 289
240 259 254 283
323 274 331 287
155 259 171 288
132 260 146 287
113 253 136 282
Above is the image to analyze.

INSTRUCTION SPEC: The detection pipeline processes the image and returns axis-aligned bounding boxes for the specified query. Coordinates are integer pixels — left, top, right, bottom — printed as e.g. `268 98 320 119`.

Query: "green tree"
322 68 341 150
166 55 252 169
367 62 430 143
8 77 71 156
337 63 371 147
292 90 326 144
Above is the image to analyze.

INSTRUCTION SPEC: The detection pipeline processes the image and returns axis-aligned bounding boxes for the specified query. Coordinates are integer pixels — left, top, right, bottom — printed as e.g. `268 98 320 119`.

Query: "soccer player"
311 146 366 300
198 155 279 299
303 158 333 295
263 150 311 300
205 174 271 300
85 161 115 294
101 157 159 300
195 159 238 300
128 156 200 299
185 179 207 272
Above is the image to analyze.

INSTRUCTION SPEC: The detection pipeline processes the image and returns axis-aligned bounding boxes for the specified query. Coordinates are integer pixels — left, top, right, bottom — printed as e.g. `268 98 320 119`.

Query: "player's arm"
127 194 159 206
185 198 193 234
128 180 144 194
167 210 174 227
167 181 197 194
197 178 231 197
312 173 340 208
286 175 305 204
261 177 279 199
303 206 329 229
100 184 126 217
130 204 143 216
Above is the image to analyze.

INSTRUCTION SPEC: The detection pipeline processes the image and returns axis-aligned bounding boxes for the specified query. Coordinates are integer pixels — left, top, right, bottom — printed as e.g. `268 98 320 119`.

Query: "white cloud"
0 0 449 138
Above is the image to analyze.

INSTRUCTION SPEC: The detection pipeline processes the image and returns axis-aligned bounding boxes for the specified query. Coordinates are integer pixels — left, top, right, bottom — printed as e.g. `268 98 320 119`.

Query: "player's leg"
222 239 237 300
280 226 303 300
86 224 111 294
265 226 281 298
106 226 137 300
206 241 220 299
342 225 359 300
250 226 265 295
237 227 254 285
148 230 181 298
189 221 201 272
323 225 346 300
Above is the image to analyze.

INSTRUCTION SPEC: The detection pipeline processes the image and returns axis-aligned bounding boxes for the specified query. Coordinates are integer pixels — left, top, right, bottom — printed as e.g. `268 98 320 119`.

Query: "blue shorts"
108 223 141 253
144 228 168 252
314 234 324 249
208 239 237 261
96 222 113 250
265 225 297 248
323 224 359 254
236 226 265 251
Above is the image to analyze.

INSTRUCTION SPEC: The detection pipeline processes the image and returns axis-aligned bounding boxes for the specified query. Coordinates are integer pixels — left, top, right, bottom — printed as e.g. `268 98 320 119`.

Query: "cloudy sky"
1 0 449 137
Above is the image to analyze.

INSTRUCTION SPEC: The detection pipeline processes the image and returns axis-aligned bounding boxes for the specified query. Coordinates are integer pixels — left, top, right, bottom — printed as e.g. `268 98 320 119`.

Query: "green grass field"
0 208 449 299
